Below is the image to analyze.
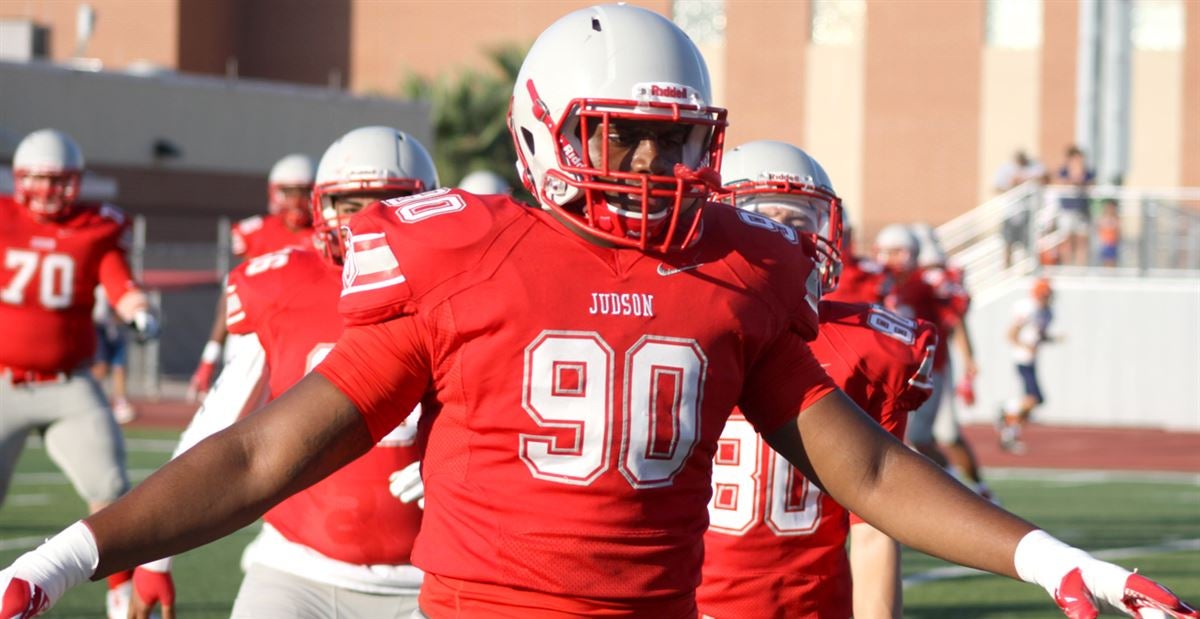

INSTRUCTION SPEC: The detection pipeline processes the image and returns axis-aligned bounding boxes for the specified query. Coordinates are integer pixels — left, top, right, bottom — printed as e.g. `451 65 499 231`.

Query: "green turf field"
2 428 1197 617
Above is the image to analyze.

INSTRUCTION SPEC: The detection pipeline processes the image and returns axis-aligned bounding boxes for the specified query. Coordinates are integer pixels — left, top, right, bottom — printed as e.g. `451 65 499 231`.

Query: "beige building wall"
978 49 1041 203
1127 50 1183 188
1183 0 1200 187
805 43 865 237
1039 0 1077 172
862 0 984 238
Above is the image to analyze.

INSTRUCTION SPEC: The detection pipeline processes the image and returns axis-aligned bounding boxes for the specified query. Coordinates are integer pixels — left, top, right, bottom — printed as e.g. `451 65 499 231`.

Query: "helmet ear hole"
522 127 536 155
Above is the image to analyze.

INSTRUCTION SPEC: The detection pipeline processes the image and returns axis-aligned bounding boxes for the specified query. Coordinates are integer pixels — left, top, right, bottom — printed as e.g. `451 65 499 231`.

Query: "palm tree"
402 44 528 198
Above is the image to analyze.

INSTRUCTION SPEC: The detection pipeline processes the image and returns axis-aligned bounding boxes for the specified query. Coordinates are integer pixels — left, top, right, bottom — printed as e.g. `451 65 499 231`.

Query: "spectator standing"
998 278 1058 453
1055 146 1095 266
1095 198 1121 267
994 150 1045 268
91 287 135 424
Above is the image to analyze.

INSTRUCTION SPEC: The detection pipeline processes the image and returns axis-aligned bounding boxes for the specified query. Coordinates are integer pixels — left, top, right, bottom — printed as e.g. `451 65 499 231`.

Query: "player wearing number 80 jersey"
700 141 938 619
700 302 937 619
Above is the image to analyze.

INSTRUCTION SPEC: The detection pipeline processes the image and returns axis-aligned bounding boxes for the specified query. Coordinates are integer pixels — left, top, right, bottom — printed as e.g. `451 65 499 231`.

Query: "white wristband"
11 521 99 605
139 557 173 573
201 340 223 364
1014 529 1130 608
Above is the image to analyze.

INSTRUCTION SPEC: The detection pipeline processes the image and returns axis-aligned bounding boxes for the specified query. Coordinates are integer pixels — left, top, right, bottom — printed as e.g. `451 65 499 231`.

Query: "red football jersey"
0 197 140 373
922 266 971 321
823 255 882 306
224 247 422 566
230 213 313 258
699 301 938 619
315 189 837 616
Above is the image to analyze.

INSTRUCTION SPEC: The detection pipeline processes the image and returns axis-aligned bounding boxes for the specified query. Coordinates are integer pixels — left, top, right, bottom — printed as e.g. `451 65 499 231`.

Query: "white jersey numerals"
735 210 799 244
245 250 291 276
385 188 467 223
708 417 822 536
1 249 76 309
520 331 706 489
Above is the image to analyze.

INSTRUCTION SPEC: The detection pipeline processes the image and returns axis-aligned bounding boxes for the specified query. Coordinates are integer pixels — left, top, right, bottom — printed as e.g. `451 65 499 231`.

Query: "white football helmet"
720 140 844 291
458 170 511 195
311 126 438 264
13 129 85 221
910 222 947 268
875 223 920 273
267 153 316 225
508 4 728 252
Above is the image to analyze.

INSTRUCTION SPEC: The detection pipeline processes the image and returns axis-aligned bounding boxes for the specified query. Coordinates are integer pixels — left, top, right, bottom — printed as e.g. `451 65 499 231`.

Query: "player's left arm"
951 318 977 377
764 389 1198 618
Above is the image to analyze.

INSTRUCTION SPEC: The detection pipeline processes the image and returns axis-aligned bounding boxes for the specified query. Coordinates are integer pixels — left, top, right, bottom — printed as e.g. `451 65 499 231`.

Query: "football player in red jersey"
699 140 937 619
909 223 992 494
2 7 1195 619
0 129 159 619
187 153 317 401
129 127 436 619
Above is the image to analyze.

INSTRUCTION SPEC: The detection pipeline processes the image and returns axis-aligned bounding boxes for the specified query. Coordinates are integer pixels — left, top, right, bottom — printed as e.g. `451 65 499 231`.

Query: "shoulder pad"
225 248 321 333
707 204 820 340
338 188 534 325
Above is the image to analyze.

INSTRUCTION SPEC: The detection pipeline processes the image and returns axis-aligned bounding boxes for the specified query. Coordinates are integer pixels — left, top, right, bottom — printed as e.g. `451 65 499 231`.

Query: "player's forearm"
952 320 974 360
88 374 372 577
775 391 1033 578
208 291 229 343
849 522 901 619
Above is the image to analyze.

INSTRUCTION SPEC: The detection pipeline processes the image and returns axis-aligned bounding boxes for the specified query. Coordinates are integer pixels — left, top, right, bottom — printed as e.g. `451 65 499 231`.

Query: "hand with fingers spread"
389 461 425 509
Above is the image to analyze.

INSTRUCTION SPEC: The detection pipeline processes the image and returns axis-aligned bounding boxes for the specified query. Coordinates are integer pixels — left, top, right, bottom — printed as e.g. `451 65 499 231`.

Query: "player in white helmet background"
908 223 993 496
187 154 317 402
1 6 1196 619
129 127 435 619
700 140 936 619
1 128 159 619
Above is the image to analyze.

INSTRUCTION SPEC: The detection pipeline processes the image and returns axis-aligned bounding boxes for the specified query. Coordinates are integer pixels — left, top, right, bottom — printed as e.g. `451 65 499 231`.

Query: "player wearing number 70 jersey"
125 126 437 619
0 129 158 619
700 141 937 619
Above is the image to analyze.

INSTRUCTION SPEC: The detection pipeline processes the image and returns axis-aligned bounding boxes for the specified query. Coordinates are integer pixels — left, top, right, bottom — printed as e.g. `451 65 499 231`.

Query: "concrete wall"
962 274 1200 431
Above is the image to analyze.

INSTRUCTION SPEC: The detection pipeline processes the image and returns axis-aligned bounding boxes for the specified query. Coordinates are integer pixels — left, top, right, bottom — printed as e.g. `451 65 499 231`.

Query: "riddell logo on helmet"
635 82 694 103
650 85 688 99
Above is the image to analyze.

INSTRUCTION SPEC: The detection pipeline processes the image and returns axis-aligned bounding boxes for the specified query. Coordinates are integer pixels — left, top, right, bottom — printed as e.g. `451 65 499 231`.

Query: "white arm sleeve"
172 333 269 458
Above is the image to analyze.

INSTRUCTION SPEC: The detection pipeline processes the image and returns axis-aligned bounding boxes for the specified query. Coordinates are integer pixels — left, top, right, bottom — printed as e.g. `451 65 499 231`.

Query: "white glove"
1015 530 1198 618
0 522 98 618
388 461 425 509
130 310 160 342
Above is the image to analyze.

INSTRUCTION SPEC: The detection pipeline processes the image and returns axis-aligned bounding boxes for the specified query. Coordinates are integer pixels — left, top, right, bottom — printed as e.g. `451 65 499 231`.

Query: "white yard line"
904 538 1200 588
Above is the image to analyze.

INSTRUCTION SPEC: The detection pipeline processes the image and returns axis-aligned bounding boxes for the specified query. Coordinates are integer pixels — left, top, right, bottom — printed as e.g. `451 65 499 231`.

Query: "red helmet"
13 129 84 221
311 126 438 265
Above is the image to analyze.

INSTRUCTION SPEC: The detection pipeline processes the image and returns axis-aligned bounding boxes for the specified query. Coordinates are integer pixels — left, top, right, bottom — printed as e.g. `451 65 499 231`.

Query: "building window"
811 0 865 46
673 0 726 47
985 0 1042 49
1133 0 1183 50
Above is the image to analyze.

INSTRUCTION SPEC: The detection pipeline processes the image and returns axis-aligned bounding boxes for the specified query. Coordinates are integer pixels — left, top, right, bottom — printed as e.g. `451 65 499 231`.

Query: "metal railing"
936 183 1200 294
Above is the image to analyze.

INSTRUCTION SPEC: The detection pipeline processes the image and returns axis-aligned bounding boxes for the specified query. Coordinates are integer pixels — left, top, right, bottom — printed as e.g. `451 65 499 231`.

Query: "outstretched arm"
768 390 1198 618
89 372 373 576
767 389 1031 576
